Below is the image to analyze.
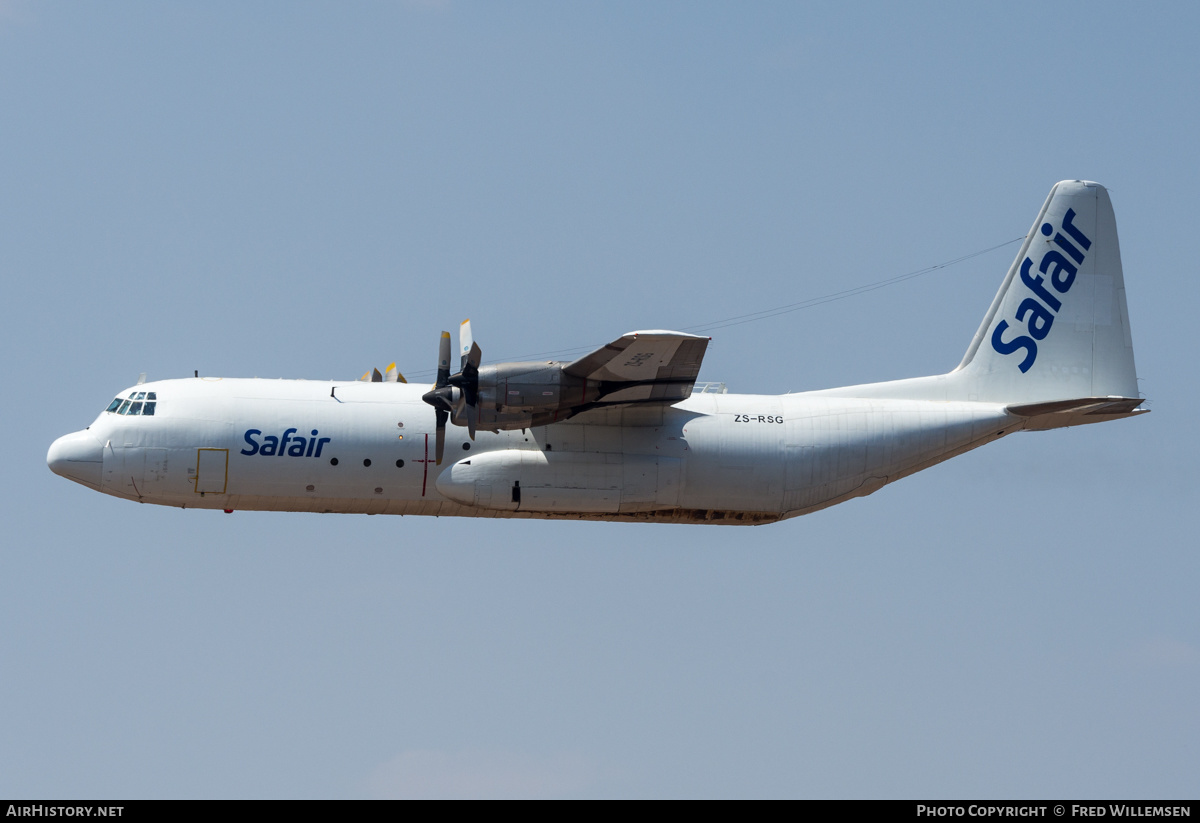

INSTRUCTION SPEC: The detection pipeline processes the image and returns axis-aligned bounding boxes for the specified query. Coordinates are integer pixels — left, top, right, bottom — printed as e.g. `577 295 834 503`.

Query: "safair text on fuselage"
240 428 332 458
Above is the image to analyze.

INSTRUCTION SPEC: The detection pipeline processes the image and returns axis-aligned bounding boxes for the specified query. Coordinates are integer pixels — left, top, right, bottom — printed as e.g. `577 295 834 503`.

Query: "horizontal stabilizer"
1006 395 1147 431
1007 396 1145 417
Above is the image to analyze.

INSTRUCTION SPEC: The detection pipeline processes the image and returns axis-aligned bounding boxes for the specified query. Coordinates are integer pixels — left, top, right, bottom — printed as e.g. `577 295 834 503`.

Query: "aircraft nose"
47 431 104 489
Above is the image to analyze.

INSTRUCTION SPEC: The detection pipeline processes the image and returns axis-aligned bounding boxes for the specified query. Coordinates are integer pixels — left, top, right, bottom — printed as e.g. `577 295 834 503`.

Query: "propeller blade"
425 329 460 462
436 331 452 388
385 362 399 383
434 408 447 464
449 322 482 408
465 402 477 440
455 344 481 408
456 321 480 371
360 371 371 382
459 319 474 370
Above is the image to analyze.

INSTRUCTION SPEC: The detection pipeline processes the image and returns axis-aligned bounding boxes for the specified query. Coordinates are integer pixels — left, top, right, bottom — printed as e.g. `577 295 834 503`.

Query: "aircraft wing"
563 330 710 404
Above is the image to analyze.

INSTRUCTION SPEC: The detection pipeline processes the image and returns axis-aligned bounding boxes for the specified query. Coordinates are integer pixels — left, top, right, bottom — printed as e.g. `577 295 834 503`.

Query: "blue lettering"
1061 207 1092 250
992 206 1092 371
278 428 297 457
991 321 1037 373
1016 297 1055 341
240 427 329 457
1040 249 1077 293
241 429 262 456
1053 232 1084 265
1020 258 1062 312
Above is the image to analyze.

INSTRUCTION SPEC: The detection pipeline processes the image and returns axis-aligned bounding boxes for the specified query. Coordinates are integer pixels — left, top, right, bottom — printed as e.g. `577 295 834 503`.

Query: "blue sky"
3 1 1197 798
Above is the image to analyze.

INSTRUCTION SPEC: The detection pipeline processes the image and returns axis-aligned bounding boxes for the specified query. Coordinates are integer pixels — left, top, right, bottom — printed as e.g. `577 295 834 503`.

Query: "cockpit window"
106 391 158 415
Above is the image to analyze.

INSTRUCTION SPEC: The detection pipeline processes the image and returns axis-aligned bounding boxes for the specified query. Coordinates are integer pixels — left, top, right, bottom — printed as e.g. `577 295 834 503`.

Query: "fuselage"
46 181 1146 525
47 376 1018 525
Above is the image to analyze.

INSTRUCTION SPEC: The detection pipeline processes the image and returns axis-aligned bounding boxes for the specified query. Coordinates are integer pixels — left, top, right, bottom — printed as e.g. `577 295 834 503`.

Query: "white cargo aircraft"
48 181 1145 525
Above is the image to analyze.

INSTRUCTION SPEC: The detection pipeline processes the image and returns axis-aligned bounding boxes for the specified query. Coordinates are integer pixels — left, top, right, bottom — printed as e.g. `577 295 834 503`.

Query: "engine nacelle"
451 361 601 432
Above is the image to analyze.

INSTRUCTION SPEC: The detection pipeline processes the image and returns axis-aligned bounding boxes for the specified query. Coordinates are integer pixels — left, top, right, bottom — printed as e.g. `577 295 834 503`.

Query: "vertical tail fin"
956 180 1139 405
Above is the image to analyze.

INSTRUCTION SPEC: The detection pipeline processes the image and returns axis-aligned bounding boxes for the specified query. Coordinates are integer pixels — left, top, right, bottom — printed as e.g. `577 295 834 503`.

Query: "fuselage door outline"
196 448 229 495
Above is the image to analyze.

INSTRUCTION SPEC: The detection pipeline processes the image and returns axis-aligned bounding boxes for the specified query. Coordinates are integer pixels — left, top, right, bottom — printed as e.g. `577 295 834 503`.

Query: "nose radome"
47 431 104 489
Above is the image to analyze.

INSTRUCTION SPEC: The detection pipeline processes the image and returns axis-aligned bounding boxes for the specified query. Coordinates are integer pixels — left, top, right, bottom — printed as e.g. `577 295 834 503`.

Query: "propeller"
449 320 482 440
385 362 407 383
422 331 455 464
421 321 483 464
360 363 407 383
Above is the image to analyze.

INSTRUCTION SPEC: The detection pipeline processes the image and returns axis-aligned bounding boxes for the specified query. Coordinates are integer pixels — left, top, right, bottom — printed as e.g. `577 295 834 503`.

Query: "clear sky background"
3 1 1197 799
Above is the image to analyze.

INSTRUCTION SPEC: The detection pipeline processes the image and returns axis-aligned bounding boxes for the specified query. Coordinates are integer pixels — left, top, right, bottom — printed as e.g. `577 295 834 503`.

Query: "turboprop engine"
422 320 710 464
421 320 603 463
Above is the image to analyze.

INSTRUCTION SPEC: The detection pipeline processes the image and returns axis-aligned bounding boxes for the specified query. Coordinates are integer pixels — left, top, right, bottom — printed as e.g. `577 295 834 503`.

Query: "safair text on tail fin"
955 180 1140 410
